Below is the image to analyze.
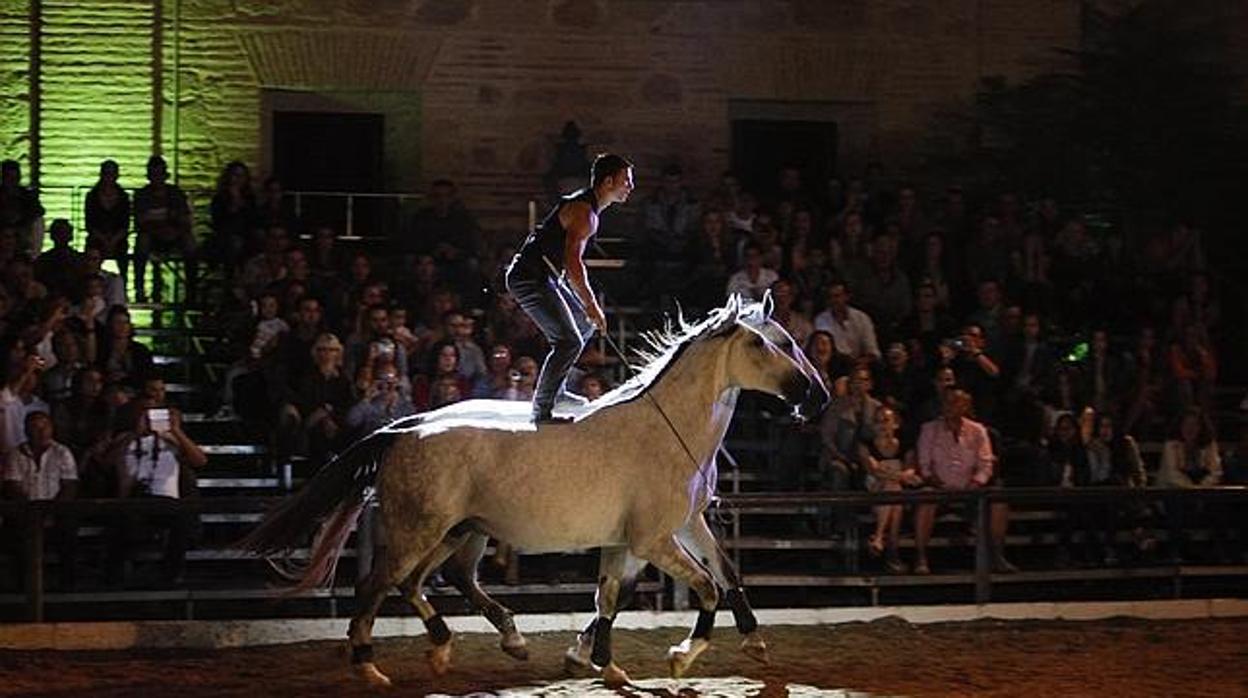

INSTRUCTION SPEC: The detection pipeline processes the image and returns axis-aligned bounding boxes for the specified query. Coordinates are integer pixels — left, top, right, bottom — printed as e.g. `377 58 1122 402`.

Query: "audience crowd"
0 150 1243 590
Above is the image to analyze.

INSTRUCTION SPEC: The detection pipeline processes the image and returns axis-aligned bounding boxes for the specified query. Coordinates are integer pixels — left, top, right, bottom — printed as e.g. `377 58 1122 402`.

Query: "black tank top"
517 188 599 273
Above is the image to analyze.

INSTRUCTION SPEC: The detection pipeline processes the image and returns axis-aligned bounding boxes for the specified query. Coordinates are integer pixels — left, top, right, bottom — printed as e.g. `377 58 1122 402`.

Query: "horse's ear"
761 289 775 319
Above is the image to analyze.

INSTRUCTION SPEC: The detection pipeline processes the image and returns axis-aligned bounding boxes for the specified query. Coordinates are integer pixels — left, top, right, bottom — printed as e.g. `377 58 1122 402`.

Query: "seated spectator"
447 310 487 386
235 226 290 302
132 155 197 303
107 400 207 587
875 342 924 424
1166 322 1217 415
908 232 954 310
770 279 812 347
275 333 354 468
94 305 154 389
5 257 48 313
475 343 515 398
84 159 132 282
1049 413 1095 566
345 366 415 437
79 241 128 311
34 219 83 298
1155 408 1226 561
802 330 853 391
1086 412 1152 562
643 164 699 289
896 280 957 373
1078 328 1125 416
813 280 881 364
913 388 1015 574
2 411 79 589
388 304 420 362
851 234 911 341
578 373 610 401
412 341 473 412
52 367 105 459
818 366 882 491
725 242 779 302
257 176 297 232
1002 312 1057 411
942 323 1002 427
39 328 86 406
1122 326 1165 437
345 303 410 385
858 406 920 573
0 349 51 454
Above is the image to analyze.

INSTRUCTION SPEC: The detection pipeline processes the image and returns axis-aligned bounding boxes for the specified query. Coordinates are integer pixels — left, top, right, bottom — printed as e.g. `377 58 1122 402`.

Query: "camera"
943 337 968 352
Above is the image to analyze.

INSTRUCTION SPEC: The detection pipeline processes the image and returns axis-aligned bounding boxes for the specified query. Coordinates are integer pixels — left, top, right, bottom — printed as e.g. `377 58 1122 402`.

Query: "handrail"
4 486 1246 622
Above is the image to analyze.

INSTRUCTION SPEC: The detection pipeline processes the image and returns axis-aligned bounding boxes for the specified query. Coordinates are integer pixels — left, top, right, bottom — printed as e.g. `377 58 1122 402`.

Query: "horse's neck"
643 343 735 472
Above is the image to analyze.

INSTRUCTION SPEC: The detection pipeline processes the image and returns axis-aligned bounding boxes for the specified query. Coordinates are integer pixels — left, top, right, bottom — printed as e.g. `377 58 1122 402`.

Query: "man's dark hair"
1 160 18 175
591 153 633 188
742 241 764 257
24 410 51 432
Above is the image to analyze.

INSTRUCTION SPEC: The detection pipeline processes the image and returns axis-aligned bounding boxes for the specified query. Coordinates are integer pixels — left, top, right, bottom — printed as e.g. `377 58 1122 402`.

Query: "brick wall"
6 0 1086 229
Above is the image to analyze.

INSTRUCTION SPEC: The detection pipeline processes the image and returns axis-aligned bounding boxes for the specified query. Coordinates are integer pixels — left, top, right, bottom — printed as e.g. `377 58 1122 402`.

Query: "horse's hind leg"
440 533 529 660
395 530 476 676
636 535 720 679
347 526 446 687
678 515 768 663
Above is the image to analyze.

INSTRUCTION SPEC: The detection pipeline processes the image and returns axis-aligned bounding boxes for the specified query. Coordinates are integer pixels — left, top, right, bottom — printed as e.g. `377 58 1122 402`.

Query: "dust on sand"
2 617 1245 697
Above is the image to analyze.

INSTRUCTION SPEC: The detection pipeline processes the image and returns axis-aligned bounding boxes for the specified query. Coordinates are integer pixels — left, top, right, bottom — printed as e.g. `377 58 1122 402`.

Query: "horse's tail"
237 428 400 588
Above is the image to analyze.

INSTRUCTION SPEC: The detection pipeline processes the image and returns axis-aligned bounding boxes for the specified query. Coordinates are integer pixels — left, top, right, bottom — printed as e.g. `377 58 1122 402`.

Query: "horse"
424 294 830 678
240 295 823 687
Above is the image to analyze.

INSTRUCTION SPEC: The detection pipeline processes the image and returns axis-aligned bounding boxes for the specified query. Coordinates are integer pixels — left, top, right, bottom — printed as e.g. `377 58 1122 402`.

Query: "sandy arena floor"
1 617 1245 697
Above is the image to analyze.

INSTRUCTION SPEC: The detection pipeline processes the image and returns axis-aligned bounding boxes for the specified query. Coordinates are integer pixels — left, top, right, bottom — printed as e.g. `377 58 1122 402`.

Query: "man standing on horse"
506 153 634 424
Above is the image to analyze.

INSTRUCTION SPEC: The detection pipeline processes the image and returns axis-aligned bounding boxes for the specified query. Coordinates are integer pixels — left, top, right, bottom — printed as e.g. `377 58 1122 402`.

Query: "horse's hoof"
601 661 631 687
500 632 529 661
666 637 710 678
353 662 392 688
741 632 770 664
426 642 453 676
563 645 592 675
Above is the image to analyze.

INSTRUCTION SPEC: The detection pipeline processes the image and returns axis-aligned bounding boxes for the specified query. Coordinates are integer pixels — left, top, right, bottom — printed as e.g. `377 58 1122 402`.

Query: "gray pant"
506 256 593 418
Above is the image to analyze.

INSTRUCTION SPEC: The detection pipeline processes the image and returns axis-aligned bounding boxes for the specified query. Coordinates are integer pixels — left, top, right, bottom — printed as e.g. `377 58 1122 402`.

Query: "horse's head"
739 290 830 421
714 294 820 411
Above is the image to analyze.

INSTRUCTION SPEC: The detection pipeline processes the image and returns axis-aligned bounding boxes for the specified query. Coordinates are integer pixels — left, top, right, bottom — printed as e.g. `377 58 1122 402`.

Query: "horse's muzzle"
780 371 813 407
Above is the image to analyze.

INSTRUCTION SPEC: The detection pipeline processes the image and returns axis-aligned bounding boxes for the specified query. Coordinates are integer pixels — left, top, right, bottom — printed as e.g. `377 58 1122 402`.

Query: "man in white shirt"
725 242 779 302
813 280 881 363
2 411 79 588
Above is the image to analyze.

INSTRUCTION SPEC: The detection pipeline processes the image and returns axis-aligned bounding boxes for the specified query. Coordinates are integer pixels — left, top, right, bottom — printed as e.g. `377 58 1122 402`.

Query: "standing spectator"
858 406 920 573
813 281 881 364
209 161 258 272
643 164 699 263
84 159 132 283
132 155 196 302
2 411 79 589
0 159 45 255
725 242 779 302
912 389 1015 575
943 323 1002 427
109 401 207 587
410 179 479 293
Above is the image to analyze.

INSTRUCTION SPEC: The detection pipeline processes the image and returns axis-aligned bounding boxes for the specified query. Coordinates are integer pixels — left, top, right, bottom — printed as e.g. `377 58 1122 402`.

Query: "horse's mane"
586 298 742 412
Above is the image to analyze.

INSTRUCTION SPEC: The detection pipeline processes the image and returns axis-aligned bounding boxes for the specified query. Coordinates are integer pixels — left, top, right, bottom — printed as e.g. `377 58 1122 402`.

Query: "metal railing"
2 486 1245 622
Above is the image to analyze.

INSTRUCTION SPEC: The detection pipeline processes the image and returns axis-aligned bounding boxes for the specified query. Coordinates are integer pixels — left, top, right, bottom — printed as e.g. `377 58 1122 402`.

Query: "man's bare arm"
560 203 606 331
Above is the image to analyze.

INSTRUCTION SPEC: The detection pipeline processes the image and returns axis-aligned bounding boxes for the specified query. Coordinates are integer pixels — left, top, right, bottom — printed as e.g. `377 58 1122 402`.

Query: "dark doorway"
272 111 385 234
731 119 838 204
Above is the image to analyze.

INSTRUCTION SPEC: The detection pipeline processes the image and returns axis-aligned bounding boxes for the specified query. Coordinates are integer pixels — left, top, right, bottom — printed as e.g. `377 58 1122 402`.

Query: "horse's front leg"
677 514 768 664
635 534 721 679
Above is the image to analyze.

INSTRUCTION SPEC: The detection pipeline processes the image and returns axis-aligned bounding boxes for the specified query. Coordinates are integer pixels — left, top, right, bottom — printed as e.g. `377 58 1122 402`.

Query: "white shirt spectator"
813 306 881 361
725 267 779 302
121 434 182 499
0 388 51 455
3 441 77 500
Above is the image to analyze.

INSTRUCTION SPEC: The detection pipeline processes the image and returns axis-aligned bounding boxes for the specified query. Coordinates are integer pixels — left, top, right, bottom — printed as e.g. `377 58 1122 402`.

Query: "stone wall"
4 0 1083 231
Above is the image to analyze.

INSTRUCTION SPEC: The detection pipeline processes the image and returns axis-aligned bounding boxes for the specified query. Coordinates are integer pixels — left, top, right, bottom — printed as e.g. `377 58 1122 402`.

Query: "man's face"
489 345 511 372
963 326 986 352
298 300 322 327
942 390 970 420
827 285 848 312
604 167 635 204
147 160 167 184
26 414 54 448
702 212 723 236
1024 315 1041 340
144 379 167 405
369 310 390 336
